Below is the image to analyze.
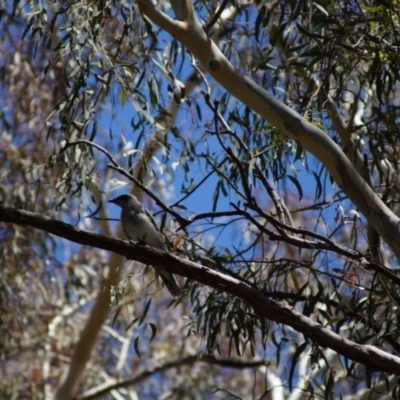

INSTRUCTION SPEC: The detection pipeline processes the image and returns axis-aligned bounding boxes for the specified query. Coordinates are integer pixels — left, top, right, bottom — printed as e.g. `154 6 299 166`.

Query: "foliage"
1 0 400 399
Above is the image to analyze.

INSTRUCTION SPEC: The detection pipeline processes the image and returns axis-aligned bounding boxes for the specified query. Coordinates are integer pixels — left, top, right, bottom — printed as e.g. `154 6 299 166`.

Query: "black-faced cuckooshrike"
109 194 181 297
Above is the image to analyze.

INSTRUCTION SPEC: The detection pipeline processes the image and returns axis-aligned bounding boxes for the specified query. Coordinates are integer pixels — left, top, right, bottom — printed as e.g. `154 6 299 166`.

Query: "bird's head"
108 194 137 207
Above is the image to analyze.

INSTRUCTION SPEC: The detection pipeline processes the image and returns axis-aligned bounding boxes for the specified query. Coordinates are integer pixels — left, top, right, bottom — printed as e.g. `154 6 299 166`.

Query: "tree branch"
134 0 400 260
61 139 188 226
80 354 267 399
204 0 230 33
2 205 400 375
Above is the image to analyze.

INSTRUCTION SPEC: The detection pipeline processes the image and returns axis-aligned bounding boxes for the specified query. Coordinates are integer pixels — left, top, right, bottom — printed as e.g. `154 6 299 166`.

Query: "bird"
109 194 181 297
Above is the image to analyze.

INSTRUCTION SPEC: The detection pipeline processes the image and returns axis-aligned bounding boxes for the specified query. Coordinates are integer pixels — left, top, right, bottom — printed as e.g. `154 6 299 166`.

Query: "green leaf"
147 323 157 343
289 342 308 391
140 298 152 326
148 77 159 106
133 337 141 357
312 170 323 199
85 199 102 219
287 175 303 200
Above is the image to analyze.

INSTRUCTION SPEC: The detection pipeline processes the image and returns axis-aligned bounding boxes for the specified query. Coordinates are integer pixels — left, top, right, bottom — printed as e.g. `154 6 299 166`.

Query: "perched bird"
109 194 181 297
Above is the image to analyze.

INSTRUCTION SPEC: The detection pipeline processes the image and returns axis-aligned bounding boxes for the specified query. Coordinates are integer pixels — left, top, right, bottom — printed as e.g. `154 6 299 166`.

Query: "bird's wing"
143 206 162 234
121 224 132 240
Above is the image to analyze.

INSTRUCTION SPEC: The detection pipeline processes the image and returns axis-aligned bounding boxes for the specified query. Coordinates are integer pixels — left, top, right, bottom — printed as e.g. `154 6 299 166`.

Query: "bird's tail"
157 269 181 297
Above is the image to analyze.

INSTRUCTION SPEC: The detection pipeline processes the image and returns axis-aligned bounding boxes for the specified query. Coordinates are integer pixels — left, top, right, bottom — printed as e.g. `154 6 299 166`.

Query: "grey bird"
109 194 181 297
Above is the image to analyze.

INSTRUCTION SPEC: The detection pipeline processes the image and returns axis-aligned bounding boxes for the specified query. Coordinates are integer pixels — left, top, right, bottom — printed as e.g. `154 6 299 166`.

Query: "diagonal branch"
61 139 188 225
135 0 400 260
1 204 400 375
204 0 230 33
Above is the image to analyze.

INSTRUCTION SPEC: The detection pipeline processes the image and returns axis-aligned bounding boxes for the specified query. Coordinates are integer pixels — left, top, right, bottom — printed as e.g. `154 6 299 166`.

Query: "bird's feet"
136 233 148 247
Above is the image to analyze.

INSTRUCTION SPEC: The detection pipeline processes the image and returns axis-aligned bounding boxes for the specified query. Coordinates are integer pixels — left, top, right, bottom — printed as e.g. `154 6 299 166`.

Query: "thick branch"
135 0 400 260
2 205 400 375
268 22 384 265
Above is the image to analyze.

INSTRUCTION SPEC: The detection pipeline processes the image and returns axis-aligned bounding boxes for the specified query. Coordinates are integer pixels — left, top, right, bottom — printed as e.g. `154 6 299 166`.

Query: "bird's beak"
108 198 117 204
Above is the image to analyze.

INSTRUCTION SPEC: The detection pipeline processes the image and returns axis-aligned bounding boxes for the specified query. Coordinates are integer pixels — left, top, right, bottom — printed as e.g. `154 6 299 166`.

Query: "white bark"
136 0 400 260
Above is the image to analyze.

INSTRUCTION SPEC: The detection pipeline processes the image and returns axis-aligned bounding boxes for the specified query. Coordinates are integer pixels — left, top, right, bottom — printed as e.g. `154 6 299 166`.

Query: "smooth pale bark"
136 0 400 260
268 24 385 265
57 9 245 395
55 188 124 400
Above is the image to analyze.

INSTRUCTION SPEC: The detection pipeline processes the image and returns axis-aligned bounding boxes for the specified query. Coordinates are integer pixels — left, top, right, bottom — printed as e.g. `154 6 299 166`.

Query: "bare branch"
2 204 400 375
61 139 189 225
177 210 243 230
230 204 400 287
80 354 267 399
204 0 230 33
